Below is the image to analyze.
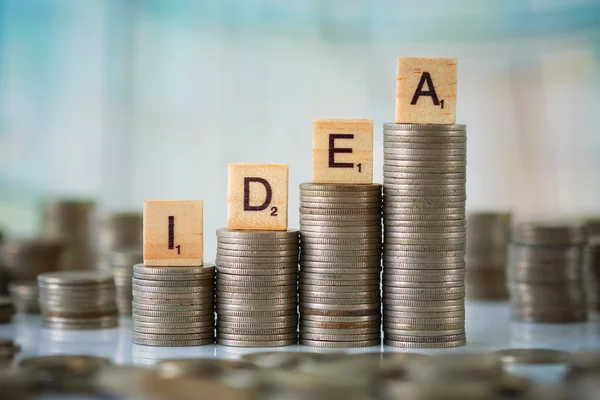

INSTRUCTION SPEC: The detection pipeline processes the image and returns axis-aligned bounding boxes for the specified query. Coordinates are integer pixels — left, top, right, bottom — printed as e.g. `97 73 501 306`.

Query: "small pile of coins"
584 218 600 313
215 229 299 347
507 223 588 323
41 199 96 271
108 249 142 316
37 271 118 329
299 183 382 348
466 212 511 299
382 123 467 348
132 264 215 346
97 212 143 271
8 281 39 314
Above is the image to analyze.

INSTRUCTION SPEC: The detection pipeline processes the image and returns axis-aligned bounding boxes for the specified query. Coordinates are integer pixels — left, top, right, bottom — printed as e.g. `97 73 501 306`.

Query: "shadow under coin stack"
41 200 97 271
584 219 600 313
466 212 511 300
108 249 143 316
382 124 467 348
507 223 588 323
215 229 299 347
8 281 40 314
37 271 118 329
299 183 382 348
132 264 215 346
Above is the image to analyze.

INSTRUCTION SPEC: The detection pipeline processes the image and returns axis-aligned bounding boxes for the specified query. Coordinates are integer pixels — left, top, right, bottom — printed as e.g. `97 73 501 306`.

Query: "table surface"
2 301 599 368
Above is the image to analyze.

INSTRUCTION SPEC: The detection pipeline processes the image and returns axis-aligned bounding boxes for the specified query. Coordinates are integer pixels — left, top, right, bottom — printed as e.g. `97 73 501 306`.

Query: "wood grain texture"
396 57 457 124
228 163 288 230
143 200 203 266
313 118 373 184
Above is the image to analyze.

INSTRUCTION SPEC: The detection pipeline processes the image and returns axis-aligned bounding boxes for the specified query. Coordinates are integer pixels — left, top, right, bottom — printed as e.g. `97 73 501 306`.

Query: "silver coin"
217 237 298 245
217 249 299 258
300 195 381 203
383 304 464 313
383 123 466 132
383 213 464 222
130 296 213 306
133 338 214 347
133 309 214 318
300 332 379 342
216 266 298 276
384 243 464 252
216 303 296 312
132 290 213 300
216 228 299 240
132 331 213 341
217 326 296 336
217 296 296 306
298 272 379 281
301 249 381 257
300 267 381 275
300 260 381 269
133 326 213 335
217 320 296 329
299 326 379 336
217 314 297 323
383 135 466 144
301 254 381 263
217 243 299 252
301 243 382 251
383 140 466 149
37 271 114 286
217 332 297 341
300 220 381 228
216 284 296 293
299 295 379 305
300 314 379 323
300 183 382 192
383 188 466 197
132 302 214 312
300 203 381 212
382 269 464 282
384 309 465 319
133 320 214 329
216 291 294 301
216 338 296 347
299 284 379 293
301 302 379 311
384 332 466 342
384 237 465 246
299 339 379 348
216 255 298 264
300 225 381 233
132 284 214 294
216 273 297 284
383 322 464 331
383 280 464 289
134 315 214 324
133 264 215 276
384 339 465 348
384 317 464 326
215 260 298 269
131 278 211 288
511 223 587 246
299 207 381 216
300 236 381 245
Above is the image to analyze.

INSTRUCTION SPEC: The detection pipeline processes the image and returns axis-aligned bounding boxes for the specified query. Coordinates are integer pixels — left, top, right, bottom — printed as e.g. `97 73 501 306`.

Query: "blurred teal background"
0 0 599 261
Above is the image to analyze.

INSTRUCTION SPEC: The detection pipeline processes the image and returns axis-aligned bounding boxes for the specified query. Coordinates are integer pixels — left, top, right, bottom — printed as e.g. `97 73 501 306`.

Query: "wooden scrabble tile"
228 164 288 230
396 57 457 124
312 118 373 184
143 200 203 266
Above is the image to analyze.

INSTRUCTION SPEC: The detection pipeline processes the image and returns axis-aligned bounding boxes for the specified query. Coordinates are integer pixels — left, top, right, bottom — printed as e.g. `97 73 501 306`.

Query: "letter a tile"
143 200 203 266
228 164 288 230
396 57 457 124
313 118 373 184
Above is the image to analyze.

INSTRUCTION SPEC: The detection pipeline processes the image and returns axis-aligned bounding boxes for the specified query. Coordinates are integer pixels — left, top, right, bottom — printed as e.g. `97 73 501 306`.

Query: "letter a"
410 72 440 106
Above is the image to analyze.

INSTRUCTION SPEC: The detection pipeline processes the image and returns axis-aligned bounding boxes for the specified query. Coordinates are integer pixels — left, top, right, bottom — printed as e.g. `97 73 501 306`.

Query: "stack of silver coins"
466 212 511 299
584 219 600 313
108 249 143 316
97 212 143 271
8 281 40 314
215 229 299 347
0 239 64 282
507 223 588 323
37 271 118 329
299 183 382 348
382 123 467 348
132 264 215 346
41 200 97 271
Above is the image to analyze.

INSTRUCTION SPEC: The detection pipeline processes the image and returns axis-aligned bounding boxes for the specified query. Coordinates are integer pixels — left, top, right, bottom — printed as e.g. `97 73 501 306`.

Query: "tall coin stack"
507 223 588 323
41 200 97 271
215 229 299 347
37 271 119 329
299 183 382 348
108 249 143 316
466 212 511 299
132 264 215 346
382 124 467 348
97 212 143 271
584 219 600 313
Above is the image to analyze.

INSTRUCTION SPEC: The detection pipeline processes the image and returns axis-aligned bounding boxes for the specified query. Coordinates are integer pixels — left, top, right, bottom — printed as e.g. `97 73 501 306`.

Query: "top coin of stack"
41 200 97 271
299 183 382 348
584 218 600 313
37 271 118 329
466 212 511 300
382 123 467 348
97 212 143 271
132 264 215 347
215 229 299 347
507 223 588 323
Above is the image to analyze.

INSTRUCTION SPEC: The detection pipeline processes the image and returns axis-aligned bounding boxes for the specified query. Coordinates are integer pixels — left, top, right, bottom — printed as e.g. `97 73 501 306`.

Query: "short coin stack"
299 183 382 348
215 229 299 347
584 219 600 313
8 281 40 314
466 212 511 300
108 249 143 316
132 264 215 346
37 271 118 329
97 212 143 271
507 223 588 323
382 123 467 348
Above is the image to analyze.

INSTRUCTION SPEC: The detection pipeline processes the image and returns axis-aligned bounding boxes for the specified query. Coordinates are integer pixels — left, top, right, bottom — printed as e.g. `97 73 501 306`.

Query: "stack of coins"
382 123 467 348
584 218 600 313
299 183 382 348
215 229 299 347
37 271 118 329
108 249 143 316
0 239 64 282
41 200 97 271
466 212 511 299
132 264 215 346
8 281 40 314
97 212 143 271
0 297 15 323
507 223 588 323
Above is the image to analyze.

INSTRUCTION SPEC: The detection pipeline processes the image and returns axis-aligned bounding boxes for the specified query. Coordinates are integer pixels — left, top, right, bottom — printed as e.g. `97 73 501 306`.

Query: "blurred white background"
0 0 599 262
